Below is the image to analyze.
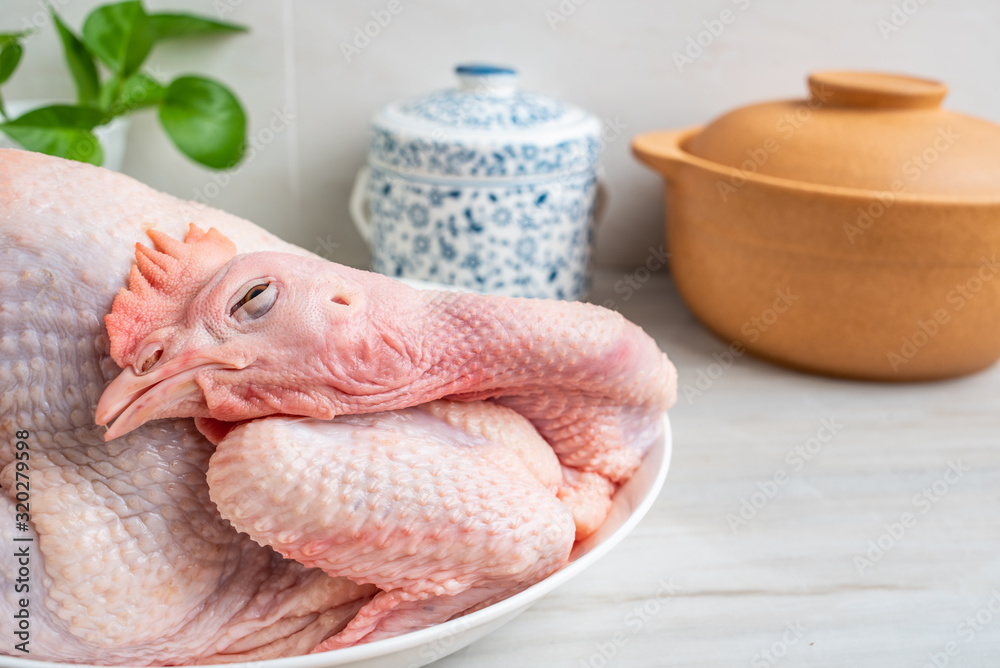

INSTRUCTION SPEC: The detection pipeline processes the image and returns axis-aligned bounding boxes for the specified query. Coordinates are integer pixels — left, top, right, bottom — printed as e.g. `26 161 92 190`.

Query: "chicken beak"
96 356 227 441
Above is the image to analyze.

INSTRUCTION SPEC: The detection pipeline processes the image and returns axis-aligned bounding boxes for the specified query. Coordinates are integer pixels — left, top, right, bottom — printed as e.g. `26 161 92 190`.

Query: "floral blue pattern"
360 65 602 300
398 89 568 130
367 167 596 300
369 126 600 179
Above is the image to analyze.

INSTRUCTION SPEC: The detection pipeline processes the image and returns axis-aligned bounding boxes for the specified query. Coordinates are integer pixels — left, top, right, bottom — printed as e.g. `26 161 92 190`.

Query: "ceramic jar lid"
682 70 1000 197
369 64 602 180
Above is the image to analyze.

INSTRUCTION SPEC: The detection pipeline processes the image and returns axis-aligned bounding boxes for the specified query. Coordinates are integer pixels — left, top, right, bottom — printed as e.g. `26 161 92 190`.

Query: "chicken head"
98 225 676 489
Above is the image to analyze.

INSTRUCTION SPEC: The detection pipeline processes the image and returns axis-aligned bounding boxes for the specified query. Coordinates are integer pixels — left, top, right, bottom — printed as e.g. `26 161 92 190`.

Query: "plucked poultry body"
0 149 676 663
0 150 373 664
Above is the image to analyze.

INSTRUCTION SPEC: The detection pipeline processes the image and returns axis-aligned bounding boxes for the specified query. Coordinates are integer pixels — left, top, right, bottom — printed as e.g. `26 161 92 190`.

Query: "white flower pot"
0 99 130 172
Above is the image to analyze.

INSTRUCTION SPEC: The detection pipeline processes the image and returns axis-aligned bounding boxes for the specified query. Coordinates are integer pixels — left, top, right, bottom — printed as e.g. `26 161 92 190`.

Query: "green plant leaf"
0 42 22 85
82 0 154 78
108 71 165 114
53 12 100 106
0 105 105 165
159 76 246 169
0 31 32 49
3 105 105 130
98 76 118 109
0 36 25 119
150 13 247 41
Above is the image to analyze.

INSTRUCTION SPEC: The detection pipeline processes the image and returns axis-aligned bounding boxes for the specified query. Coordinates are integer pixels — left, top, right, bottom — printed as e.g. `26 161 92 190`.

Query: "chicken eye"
230 282 277 320
134 342 163 375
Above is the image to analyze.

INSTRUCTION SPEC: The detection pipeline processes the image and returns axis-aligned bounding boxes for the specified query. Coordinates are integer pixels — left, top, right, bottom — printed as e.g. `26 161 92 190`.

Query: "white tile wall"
4 0 999 269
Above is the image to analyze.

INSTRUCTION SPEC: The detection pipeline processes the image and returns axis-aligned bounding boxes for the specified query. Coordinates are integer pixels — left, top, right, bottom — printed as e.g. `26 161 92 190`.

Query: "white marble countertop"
433 269 1000 668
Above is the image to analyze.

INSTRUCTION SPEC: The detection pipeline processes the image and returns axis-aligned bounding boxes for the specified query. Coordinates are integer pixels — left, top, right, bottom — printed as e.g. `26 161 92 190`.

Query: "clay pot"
633 71 1000 381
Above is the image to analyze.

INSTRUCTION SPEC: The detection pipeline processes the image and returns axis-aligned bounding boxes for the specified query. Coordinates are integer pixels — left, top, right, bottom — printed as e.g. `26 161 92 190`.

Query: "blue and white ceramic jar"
350 64 604 300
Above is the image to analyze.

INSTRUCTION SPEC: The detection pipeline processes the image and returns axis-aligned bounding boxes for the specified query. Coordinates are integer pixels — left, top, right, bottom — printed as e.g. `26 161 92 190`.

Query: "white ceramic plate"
0 419 670 668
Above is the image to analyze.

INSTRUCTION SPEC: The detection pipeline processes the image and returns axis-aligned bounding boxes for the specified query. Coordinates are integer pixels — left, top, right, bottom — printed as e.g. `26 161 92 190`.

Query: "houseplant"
0 0 247 169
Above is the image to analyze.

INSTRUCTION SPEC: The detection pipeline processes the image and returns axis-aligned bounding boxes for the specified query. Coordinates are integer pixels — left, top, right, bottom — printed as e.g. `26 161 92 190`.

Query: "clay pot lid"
681 70 1000 197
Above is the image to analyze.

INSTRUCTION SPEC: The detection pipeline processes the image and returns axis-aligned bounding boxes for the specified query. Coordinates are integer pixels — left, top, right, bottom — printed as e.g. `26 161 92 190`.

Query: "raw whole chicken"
0 149 676 663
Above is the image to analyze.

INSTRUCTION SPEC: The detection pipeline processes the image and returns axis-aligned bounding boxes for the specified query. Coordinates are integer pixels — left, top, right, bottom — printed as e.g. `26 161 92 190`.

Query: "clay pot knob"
808 71 947 110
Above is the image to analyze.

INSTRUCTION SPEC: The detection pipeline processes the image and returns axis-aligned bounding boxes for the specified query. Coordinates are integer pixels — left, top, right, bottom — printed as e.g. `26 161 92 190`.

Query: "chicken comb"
106 224 237 367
